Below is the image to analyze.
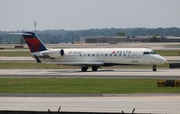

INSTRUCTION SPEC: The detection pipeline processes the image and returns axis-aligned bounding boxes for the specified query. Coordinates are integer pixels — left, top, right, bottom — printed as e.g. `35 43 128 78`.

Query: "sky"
0 0 180 31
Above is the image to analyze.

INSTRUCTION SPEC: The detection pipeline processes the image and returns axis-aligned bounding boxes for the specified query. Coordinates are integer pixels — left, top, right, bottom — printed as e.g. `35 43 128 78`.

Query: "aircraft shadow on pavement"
47 69 164 73
48 69 114 73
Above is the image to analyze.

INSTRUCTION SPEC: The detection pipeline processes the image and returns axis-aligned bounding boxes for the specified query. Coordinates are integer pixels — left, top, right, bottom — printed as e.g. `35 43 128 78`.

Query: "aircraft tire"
81 66 88 72
92 66 98 71
153 65 157 71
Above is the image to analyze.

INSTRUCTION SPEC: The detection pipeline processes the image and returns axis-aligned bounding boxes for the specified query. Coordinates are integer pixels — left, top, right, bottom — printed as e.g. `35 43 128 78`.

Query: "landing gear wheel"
152 65 157 71
81 66 88 72
92 66 98 71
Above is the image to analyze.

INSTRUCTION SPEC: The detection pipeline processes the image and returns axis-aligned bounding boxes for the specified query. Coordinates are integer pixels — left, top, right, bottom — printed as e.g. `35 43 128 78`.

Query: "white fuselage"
31 48 167 66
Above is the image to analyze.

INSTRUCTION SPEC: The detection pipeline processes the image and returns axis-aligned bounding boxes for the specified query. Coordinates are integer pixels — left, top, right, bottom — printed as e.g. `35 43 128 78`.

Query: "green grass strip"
155 50 180 56
0 51 30 56
0 78 180 94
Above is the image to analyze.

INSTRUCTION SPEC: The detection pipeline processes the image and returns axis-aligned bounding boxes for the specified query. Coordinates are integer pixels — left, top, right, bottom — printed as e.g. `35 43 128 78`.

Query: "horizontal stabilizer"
9 33 33 35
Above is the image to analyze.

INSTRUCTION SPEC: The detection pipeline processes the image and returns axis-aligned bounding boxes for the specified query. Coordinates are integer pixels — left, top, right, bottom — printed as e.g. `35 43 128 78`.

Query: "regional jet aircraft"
21 32 167 71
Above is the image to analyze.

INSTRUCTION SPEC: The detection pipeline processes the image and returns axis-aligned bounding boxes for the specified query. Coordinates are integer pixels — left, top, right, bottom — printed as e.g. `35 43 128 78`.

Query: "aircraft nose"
154 55 167 64
160 56 167 63
163 58 167 63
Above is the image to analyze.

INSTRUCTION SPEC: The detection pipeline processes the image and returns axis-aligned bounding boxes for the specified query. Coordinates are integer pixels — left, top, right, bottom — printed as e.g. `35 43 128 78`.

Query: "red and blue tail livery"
22 32 47 52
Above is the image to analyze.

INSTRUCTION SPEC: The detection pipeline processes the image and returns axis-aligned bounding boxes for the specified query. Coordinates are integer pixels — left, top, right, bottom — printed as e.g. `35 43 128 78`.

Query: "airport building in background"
83 36 180 43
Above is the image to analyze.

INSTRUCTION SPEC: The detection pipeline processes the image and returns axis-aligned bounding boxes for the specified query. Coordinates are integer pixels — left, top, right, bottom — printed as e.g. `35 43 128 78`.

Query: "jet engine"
41 49 64 58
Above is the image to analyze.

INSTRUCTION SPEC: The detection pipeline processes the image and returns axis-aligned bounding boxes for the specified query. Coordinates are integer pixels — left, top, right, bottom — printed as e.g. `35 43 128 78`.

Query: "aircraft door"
132 52 138 62
96 52 100 60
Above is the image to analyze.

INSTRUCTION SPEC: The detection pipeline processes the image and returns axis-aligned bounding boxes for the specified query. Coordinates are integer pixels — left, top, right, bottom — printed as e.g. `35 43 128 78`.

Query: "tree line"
0 27 180 44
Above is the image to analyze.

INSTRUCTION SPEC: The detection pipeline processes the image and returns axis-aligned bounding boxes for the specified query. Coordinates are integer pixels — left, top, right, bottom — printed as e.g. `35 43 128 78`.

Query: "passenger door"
132 52 138 62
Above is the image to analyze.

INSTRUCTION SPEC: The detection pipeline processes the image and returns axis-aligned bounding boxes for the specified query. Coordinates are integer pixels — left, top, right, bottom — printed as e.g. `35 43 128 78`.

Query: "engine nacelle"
41 49 64 58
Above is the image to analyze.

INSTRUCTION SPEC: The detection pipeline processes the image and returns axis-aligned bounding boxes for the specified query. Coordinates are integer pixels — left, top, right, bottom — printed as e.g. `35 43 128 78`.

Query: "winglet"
34 55 41 63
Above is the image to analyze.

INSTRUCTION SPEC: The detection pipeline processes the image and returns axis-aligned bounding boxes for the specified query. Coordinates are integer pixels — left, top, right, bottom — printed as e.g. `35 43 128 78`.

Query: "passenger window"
124 54 126 56
92 54 94 56
115 54 116 56
88 54 90 56
110 54 112 56
105 54 107 56
119 54 121 56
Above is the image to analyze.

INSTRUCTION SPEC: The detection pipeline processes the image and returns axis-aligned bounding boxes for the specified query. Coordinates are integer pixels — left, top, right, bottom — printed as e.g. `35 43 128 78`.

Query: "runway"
1 95 180 113
1 39 180 113
1 69 180 113
0 69 180 79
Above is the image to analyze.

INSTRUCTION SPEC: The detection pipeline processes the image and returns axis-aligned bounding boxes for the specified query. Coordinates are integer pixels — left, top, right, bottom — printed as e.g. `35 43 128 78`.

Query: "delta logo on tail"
22 32 47 52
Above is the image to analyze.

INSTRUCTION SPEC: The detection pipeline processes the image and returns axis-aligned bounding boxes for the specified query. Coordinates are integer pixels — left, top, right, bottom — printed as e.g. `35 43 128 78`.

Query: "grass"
0 51 30 56
0 78 179 94
155 50 180 56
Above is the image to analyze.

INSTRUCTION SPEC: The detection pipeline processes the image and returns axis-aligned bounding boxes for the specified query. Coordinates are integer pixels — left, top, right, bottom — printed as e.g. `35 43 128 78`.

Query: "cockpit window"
143 52 150 54
144 51 156 55
150 51 156 54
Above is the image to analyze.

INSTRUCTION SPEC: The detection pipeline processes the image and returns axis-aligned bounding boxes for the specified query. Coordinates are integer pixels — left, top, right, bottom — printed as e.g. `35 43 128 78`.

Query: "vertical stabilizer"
22 32 47 52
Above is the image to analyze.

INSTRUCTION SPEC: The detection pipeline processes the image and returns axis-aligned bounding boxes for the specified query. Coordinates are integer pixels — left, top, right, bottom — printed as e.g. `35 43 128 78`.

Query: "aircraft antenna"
34 21 36 32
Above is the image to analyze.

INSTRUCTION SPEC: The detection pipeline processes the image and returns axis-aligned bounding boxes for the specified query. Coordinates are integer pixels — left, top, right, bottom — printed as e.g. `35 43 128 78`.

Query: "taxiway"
1 67 180 113
0 69 180 79
1 95 180 113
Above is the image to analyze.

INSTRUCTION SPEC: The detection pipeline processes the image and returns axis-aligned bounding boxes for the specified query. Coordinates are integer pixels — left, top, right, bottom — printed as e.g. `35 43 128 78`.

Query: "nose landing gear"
152 65 157 71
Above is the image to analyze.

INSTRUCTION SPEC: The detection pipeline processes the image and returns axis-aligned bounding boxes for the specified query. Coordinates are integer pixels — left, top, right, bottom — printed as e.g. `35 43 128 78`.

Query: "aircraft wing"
45 62 104 66
33 55 104 66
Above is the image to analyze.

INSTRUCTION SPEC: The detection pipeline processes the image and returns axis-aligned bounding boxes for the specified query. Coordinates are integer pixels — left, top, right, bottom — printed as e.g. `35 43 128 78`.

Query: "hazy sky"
1 0 180 31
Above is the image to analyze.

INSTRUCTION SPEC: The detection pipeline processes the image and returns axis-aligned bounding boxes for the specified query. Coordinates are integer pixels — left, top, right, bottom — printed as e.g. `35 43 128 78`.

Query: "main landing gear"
92 66 98 71
81 66 88 72
152 64 157 71
81 66 99 72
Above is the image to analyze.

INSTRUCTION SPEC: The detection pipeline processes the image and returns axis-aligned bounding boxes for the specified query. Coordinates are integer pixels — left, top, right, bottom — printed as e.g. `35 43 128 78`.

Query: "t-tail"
22 32 47 52
22 32 46 63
